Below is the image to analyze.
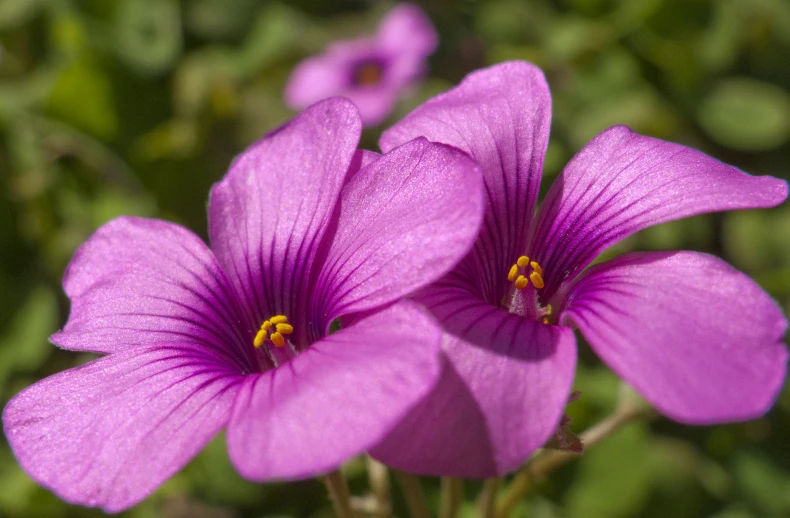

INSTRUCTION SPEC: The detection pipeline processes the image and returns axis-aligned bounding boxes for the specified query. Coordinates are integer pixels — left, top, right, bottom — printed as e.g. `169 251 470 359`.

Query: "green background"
1 0 789 516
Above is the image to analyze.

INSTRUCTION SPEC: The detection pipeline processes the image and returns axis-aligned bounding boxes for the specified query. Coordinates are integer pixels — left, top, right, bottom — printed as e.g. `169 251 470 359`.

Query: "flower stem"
495 389 648 518
394 470 431 518
366 455 392 518
476 478 500 518
439 477 463 518
323 469 358 518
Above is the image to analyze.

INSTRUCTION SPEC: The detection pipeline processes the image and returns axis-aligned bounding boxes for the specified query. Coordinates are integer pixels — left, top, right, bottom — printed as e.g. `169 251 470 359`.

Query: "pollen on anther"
276 323 294 335
530 271 545 289
271 332 285 347
517 255 530 267
515 275 529 290
530 261 542 276
270 315 288 324
508 264 519 282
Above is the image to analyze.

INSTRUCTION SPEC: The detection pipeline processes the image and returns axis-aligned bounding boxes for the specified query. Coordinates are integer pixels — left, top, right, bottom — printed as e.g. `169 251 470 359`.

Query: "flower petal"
380 62 552 305
371 283 577 477
311 138 484 332
531 126 788 299
562 251 788 423
209 98 361 334
52 217 252 370
284 55 351 111
226 301 443 480
376 3 437 58
2 344 240 512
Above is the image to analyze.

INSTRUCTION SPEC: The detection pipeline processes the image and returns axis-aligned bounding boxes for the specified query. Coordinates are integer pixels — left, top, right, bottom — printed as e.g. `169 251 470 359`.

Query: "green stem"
476 478 500 518
323 469 358 518
495 392 647 518
366 455 392 518
439 477 463 518
394 471 431 518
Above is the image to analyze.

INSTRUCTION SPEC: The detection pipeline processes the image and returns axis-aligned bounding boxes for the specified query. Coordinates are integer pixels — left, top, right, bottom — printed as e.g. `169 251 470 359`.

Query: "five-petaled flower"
2 98 484 511
285 3 437 127
370 61 789 477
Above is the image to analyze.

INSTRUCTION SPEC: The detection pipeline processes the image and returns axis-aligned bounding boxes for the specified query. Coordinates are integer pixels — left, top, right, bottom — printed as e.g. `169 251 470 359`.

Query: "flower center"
253 315 294 349
507 255 545 290
353 61 384 87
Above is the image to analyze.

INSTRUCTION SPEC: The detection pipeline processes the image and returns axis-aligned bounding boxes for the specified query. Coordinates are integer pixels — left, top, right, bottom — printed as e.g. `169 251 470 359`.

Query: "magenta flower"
370 62 789 477
2 98 484 510
285 3 437 127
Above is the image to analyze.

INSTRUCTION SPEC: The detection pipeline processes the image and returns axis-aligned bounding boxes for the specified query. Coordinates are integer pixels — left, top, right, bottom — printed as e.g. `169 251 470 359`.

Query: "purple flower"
2 98 484 510
285 4 437 127
369 62 789 477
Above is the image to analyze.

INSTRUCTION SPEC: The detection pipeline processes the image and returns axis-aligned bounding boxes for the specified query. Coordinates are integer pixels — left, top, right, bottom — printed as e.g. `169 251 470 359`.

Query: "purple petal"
52 217 252 370
311 138 484 332
371 283 577 477
562 251 788 423
376 3 437 58
531 126 788 299
2 344 240 512
226 301 443 480
209 98 361 338
284 55 351 111
380 62 552 305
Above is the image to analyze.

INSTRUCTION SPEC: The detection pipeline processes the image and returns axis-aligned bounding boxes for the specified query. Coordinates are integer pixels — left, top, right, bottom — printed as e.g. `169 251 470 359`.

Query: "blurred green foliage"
1 0 789 516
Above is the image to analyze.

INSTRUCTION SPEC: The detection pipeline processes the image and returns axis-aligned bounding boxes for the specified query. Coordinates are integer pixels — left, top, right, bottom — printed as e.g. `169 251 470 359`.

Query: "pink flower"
285 4 437 127
370 61 789 477
2 98 484 511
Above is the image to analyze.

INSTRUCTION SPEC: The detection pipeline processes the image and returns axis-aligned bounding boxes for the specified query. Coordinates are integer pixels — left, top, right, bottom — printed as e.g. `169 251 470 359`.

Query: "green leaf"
0 287 57 388
698 78 790 151
732 450 790 515
114 0 182 75
47 58 117 139
565 423 654 518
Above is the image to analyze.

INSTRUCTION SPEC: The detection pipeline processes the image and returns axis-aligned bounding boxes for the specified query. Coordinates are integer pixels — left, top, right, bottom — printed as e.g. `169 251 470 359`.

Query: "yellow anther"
253 315 292 348
545 304 552 315
515 275 529 290
253 329 267 348
530 261 542 276
530 271 545 289
508 264 519 282
517 256 530 267
276 323 294 335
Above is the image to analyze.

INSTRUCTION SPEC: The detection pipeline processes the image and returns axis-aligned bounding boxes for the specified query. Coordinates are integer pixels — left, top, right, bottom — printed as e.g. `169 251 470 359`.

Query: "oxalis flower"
370 61 789 477
2 98 484 511
285 3 437 127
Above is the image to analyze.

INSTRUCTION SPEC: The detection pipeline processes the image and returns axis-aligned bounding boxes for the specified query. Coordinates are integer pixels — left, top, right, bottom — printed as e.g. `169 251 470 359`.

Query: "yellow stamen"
530 261 542 276
253 329 267 348
530 271 544 289
545 304 552 315
253 315 292 348
276 323 293 335
507 264 519 282
515 275 529 290
517 255 530 267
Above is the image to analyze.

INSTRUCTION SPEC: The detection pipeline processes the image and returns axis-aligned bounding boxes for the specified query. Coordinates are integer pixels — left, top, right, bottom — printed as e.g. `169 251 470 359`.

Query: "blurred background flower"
0 0 788 517
285 3 437 126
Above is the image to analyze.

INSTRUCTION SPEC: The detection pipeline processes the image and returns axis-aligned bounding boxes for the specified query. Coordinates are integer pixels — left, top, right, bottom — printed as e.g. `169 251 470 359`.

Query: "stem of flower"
495 387 648 518
366 455 392 518
476 478 500 518
439 477 463 518
394 471 431 518
323 469 358 518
